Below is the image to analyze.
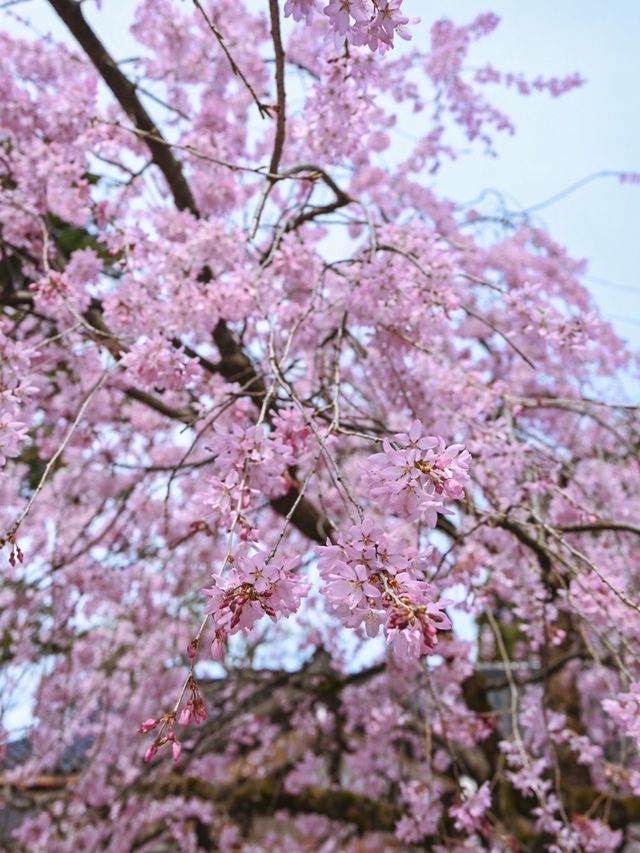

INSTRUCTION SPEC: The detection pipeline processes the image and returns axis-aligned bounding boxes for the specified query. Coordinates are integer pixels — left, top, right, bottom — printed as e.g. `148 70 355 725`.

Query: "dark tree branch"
267 0 287 179
124 388 194 424
48 0 198 215
556 520 640 537
143 774 402 833
492 515 553 574
46 0 334 547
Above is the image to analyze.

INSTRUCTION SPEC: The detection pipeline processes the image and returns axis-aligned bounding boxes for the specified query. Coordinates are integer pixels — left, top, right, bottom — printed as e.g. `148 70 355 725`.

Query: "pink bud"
172 740 182 762
193 700 207 725
187 640 197 661
178 706 191 727
211 636 226 661
143 745 158 763
138 718 158 734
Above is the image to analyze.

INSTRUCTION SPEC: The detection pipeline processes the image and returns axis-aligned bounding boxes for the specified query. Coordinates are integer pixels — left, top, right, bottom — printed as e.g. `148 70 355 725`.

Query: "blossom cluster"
449 781 491 835
363 420 471 525
285 0 417 53
317 519 451 660
31 248 101 318
421 14 583 162
2 0 639 848
207 420 295 499
395 780 442 842
120 334 202 392
0 333 35 474
602 681 640 748
203 551 308 659
198 409 314 530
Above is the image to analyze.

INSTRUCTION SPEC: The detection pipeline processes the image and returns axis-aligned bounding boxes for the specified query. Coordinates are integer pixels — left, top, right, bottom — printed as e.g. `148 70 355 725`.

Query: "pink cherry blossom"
203 551 308 655
317 519 451 659
449 781 491 834
602 682 640 747
363 420 470 524
284 0 320 24
0 0 638 849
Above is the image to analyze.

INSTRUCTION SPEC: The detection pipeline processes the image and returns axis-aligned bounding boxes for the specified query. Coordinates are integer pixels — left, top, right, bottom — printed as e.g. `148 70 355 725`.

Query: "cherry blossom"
602 682 640 747
203 551 308 658
363 420 471 524
317 519 452 658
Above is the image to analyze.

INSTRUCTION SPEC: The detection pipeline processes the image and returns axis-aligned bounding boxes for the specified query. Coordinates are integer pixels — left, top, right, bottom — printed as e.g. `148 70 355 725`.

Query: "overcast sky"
422 0 640 346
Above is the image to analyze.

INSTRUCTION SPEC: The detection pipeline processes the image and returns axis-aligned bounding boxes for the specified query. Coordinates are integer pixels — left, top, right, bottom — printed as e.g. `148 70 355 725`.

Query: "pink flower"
571 815 623 853
602 682 640 746
317 519 452 659
323 0 356 36
363 420 470 524
375 0 410 40
271 408 313 455
396 780 442 842
0 411 28 468
120 333 201 392
284 0 320 24
450 781 491 833
207 421 295 500
325 561 380 610
203 551 308 651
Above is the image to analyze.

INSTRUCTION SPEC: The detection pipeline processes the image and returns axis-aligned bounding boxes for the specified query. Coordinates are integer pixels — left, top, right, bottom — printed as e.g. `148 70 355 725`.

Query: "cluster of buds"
386 602 440 648
138 713 181 764
0 531 23 567
177 676 207 727
138 677 207 763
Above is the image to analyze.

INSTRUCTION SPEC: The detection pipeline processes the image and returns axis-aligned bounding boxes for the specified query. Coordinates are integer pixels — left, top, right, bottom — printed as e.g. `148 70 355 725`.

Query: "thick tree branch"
46 0 333 547
267 0 287 179
556 520 640 537
48 0 198 215
142 774 402 833
124 388 194 424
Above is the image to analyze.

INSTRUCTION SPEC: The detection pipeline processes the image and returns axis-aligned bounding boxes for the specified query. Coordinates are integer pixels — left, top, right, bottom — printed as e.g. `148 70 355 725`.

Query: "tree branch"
267 0 287 178
48 0 198 215
144 774 402 833
46 0 333 547
556 520 640 537
191 0 270 118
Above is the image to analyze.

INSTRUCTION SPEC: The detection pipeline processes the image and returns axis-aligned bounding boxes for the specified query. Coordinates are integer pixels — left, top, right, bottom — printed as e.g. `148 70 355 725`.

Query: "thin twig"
5 369 111 540
191 0 269 118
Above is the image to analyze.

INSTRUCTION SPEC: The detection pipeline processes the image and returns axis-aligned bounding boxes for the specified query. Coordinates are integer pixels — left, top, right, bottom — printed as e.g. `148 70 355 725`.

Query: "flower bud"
172 740 182 762
143 744 158 763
